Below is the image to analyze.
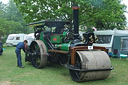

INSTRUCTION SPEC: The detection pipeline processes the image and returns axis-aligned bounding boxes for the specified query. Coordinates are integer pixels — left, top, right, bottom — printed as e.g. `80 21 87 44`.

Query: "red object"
53 38 57 41
25 44 27 52
72 6 79 10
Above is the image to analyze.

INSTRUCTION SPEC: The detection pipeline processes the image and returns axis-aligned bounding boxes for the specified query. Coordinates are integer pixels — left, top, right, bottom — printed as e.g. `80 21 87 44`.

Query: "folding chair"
112 49 119 58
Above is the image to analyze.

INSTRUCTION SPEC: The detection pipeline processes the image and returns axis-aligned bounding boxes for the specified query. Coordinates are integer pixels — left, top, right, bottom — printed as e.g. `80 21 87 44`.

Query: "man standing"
0 41 3 55
15 40 28 68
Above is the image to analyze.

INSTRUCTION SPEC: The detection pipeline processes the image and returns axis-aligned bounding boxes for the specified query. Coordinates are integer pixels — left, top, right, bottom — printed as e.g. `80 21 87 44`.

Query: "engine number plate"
88 46 93 50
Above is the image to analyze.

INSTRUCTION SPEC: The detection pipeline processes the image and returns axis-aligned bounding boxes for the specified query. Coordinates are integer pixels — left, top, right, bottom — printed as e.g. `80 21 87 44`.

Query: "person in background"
0 41 3 55
15 40 28 68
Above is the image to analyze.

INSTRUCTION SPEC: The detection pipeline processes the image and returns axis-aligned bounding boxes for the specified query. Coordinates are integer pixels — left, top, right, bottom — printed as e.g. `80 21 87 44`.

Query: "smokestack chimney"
73 6 79 38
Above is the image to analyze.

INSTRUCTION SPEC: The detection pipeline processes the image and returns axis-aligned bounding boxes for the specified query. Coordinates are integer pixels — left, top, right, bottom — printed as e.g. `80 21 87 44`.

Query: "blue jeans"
16 52 22 67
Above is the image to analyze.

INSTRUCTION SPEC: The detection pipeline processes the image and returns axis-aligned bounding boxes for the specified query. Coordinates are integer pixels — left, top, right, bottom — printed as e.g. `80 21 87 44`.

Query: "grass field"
0 46 128 85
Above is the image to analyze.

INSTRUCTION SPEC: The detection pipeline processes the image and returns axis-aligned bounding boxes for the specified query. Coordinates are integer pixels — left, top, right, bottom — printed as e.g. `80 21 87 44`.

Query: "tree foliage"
0 17 22 42
14 0 127 30
5 0 32 34
0 0 32 42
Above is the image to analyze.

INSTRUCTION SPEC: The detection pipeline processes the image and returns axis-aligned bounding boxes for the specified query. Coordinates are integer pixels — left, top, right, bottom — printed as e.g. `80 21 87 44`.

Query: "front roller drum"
69 51 111 82
30 40 47 68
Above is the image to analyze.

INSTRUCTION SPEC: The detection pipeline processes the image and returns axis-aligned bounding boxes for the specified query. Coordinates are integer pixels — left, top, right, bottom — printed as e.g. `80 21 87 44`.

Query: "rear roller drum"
30 40 47 68
69 51 111 82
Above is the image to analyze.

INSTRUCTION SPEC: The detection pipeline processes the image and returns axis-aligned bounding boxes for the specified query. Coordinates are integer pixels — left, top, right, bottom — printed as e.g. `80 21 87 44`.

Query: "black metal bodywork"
0 42 3 55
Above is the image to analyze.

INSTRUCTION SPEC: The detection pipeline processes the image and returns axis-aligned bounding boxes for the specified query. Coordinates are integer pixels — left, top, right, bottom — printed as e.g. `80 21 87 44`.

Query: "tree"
5 0 32 34
0 17 23 41
0 2 7 18
0 1 33 42
14 0 127 30
88 0 127 30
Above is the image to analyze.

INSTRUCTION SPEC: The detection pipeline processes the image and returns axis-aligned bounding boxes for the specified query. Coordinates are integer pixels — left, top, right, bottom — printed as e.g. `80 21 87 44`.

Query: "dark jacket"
15 42 25 53
0 42 3 55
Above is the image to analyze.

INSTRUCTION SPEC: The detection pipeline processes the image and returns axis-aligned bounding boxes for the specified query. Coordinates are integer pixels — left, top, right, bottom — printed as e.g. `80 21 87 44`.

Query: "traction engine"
25 7 113 82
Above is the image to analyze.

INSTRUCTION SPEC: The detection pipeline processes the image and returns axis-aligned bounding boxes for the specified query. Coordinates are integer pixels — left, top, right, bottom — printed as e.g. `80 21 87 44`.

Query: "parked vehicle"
6 34 27 46
93 30 128 57
6 34 17 46
24 33 35 46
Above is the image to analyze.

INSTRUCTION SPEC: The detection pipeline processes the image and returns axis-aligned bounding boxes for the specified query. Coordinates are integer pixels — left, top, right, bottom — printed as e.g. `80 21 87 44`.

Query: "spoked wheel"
30 40 47 68
69 51 111 82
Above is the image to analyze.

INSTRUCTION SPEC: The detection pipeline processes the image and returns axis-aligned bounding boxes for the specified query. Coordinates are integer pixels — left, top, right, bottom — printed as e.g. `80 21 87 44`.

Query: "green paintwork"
40 32 44 41
39 32 48 50
55 43 70 51
63 31 67 37
51 35 62 43
61 43 70 51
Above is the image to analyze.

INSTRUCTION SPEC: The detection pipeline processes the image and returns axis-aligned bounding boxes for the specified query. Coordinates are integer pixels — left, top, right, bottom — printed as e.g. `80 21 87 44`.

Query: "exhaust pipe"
73 6 79 38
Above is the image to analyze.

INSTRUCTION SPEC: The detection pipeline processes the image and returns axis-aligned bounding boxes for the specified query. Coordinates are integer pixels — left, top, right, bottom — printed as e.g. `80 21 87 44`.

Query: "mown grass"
0 46 128 85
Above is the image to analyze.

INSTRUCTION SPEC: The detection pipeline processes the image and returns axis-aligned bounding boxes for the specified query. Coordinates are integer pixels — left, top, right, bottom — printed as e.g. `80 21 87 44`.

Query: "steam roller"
25 6 113 82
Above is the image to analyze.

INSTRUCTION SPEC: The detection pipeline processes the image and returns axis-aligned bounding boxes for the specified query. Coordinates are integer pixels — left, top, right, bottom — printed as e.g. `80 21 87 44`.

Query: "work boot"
19 66 25 68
